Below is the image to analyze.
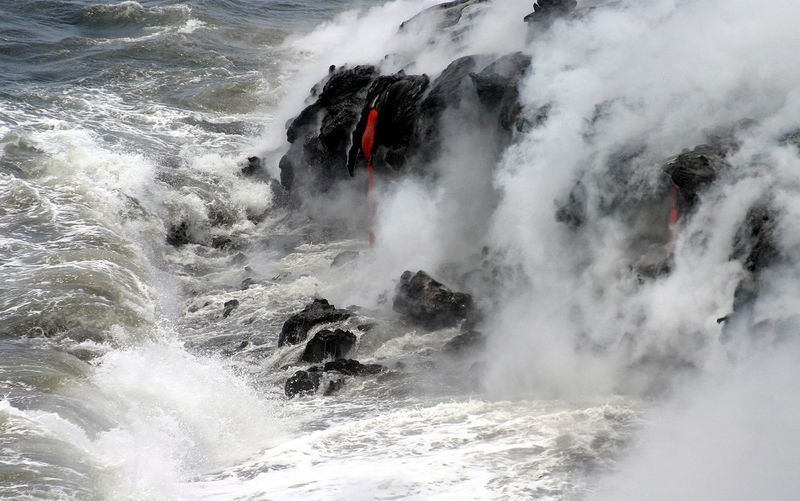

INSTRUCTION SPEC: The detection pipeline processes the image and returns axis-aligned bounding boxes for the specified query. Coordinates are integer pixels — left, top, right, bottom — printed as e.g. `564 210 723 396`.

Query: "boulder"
166 221 190 247
284 369 321 398
663 144 727 211
240 156 262 177
284 359 386 398
222 299 239 318
301 329 357 363
393 270 475 329
278 299 352 346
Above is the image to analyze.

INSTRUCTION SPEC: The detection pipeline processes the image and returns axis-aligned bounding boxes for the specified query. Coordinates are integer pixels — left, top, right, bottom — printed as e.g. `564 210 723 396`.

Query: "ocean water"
2 0 800 500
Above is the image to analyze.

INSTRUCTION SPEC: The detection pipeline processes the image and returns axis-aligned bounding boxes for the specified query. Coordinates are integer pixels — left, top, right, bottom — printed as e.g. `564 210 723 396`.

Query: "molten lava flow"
361 109 379 245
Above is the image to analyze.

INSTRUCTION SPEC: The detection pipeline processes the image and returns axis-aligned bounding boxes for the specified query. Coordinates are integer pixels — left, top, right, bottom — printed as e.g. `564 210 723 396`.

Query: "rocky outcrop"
222 299 239 318
470 52 532 131
278 299 352 346
301 329 357 363
524 0 578 26
285 369 320 398
280 65 379 191
347 73 430 174
279 47 532 201
664 144 727 212
720 203 780 332
393 270 475 329
284 359 386 398
166 221 190 246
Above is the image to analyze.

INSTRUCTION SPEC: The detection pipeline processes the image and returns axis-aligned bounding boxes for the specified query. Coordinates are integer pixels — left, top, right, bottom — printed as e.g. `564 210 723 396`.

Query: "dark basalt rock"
222 299 239 318
278 299 352 346
301 329 357 363
284 369 321 398
470 52 532 131
240 156 262 176
725 203 780 324
393 270 475 329
413 55 479 161
280 65 379 191
731 204 779 274
284 359 385 398
524 0 578 25
322 358 385 376
663 144 727 211
347 74 430 174
166 221 190 247
443 329 485 353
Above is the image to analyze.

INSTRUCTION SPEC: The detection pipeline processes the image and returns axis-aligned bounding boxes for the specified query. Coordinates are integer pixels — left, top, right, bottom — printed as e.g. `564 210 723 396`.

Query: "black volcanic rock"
222 299 239 318
524 0 578 25
393 270 475 329
470 52 531 131
280 65 379 192
347 74 430 174
278 299 352 346
166 221 190 247
664 144 727 211
284 369 321 398
323 358 385 376
284 359 385 398
301 329 357 363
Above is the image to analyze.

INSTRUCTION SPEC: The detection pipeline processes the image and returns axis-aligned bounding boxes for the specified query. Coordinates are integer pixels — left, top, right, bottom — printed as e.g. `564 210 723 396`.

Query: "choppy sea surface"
3 0 800 500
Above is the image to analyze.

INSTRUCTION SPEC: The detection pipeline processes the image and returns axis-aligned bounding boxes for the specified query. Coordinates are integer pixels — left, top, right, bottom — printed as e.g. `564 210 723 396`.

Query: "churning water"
2 1 800 499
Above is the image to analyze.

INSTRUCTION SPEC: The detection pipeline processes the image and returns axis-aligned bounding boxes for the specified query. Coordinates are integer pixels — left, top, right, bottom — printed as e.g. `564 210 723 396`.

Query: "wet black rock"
301 329 357 363
284 359 385 398
347 73 430 174
731 203 779 274
663 144 727 211
727 203 780 321
443 329 485 353
240 156 262 176
393 270 475 329
413 55 479 161
524 0 578 25
284 369 321 398
322 358 385 376
280 65 379 192
278 299 352 346
470 52 532 131
222 299 239 319
166 221 190 247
